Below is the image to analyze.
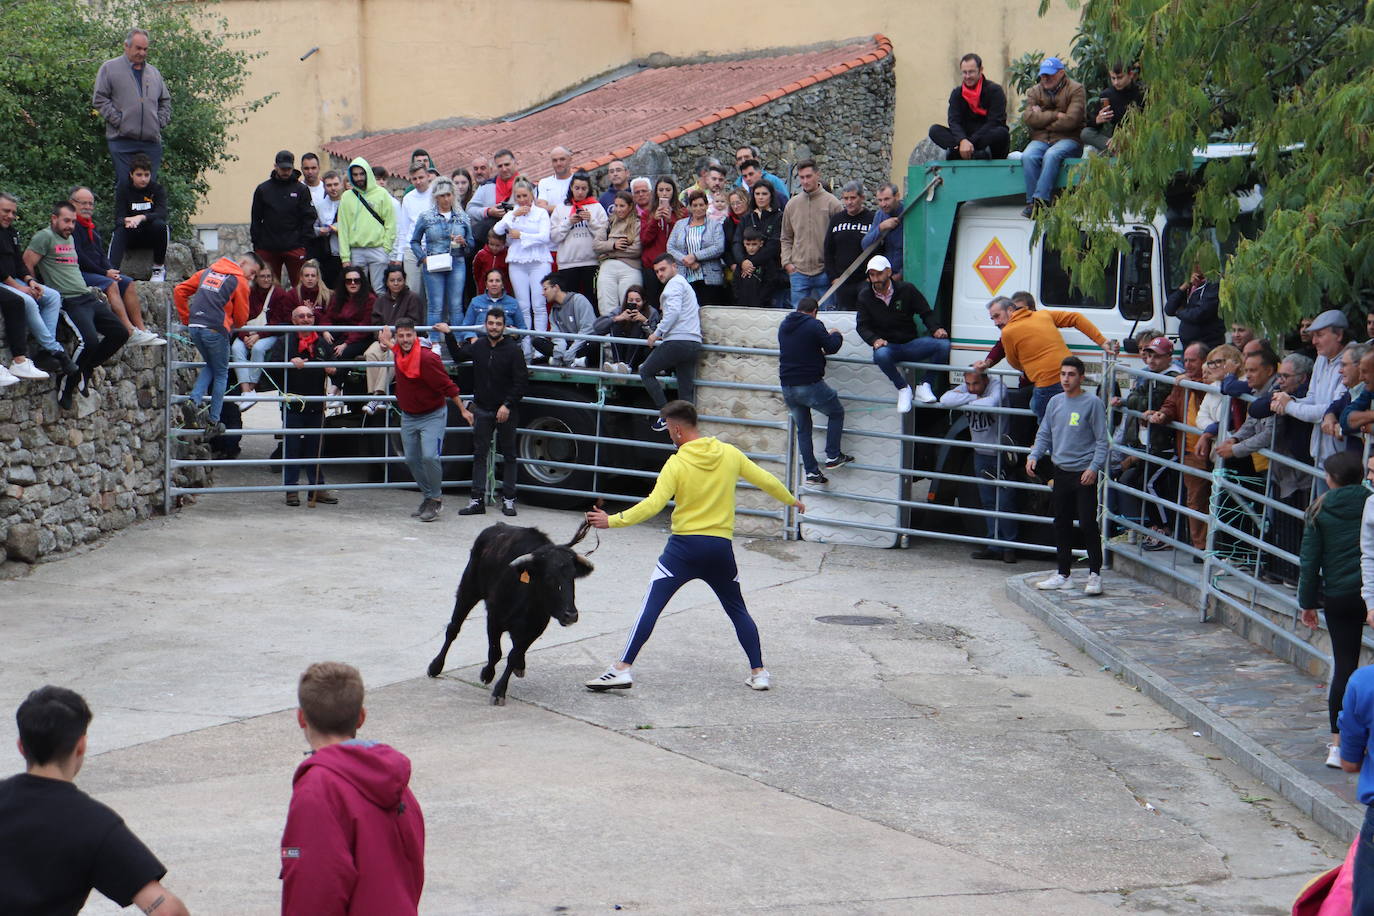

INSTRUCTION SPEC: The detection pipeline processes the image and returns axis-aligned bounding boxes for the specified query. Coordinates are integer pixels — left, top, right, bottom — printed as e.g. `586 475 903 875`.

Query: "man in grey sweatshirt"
92 29 171 185
640 254 703 431
1027 356 1108 594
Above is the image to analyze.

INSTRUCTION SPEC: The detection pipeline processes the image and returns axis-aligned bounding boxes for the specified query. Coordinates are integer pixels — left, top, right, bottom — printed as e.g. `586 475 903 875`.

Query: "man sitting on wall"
855 255 949 413
1018 56 1085 218
929 53 1010 160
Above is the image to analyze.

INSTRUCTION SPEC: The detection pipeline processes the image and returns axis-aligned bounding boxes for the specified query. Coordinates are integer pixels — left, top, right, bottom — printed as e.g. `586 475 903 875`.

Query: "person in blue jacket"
778 296 850 484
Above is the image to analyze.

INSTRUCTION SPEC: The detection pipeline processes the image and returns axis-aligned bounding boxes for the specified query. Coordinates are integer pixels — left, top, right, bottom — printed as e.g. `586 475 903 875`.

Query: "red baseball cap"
1143 336 1174 355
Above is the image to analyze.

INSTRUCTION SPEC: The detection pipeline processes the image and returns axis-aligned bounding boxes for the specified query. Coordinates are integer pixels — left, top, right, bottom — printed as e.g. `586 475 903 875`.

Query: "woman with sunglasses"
323 266 377 361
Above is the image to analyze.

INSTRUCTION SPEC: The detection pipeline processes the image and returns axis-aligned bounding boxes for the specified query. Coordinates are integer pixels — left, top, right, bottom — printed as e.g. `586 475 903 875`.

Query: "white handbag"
425 252 453 272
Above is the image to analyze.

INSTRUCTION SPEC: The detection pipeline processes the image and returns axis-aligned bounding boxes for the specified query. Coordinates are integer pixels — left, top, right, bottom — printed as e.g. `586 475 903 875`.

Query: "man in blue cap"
1019 56 1086 218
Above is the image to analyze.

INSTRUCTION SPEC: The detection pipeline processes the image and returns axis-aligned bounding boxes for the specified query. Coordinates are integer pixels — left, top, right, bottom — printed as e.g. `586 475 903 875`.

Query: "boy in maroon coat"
280 661 425 916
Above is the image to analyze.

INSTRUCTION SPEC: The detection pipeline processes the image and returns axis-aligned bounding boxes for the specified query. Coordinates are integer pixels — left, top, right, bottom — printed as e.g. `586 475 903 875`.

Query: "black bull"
427 522 595 704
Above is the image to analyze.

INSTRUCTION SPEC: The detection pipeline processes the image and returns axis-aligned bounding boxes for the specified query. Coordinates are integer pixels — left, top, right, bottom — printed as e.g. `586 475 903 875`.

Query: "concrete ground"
2 484 1350 915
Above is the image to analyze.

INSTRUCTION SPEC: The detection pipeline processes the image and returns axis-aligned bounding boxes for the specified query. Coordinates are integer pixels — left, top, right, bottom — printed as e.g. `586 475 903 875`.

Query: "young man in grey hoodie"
1027 356 1108 595
640 254 702 432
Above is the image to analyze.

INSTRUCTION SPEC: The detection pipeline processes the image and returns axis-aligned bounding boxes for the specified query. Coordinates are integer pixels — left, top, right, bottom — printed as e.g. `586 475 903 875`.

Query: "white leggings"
508 260 551 332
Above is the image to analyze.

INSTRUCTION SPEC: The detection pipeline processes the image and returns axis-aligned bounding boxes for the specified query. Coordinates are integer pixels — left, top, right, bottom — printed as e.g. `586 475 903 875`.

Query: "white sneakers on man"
149 266 166 283
8 360 49 381
1036 573 1073 590
585 668 633 691
897 386 914 413
1327 744 1343 769
913 381 937 404
746 670 771 691
1084 573 1103 596
0 365 19 387
129 328 166 346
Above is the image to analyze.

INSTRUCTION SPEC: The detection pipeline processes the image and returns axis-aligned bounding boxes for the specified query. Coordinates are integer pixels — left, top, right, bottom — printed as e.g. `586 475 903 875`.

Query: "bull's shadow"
427 521 594 705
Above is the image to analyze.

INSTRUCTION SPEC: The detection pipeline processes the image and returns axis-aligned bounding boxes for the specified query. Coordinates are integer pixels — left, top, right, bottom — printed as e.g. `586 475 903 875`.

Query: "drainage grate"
815 615 890 626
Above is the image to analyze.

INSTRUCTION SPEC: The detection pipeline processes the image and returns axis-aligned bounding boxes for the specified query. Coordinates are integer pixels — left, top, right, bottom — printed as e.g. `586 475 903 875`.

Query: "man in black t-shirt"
0 686 190 916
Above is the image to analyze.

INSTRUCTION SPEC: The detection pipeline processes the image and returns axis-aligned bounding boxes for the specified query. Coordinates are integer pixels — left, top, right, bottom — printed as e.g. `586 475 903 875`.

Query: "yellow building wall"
196 0 1075 225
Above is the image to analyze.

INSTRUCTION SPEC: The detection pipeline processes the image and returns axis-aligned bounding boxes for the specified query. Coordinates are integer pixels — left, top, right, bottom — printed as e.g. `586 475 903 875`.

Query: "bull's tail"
567 499 604 553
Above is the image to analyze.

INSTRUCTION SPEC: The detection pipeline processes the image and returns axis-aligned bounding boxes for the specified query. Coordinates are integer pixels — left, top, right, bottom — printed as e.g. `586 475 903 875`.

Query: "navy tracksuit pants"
620 534 763 669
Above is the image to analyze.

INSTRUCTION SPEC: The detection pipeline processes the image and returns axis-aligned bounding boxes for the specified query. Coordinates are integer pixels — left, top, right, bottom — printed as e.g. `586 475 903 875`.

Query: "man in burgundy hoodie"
392 316 472 522
280 661 425 916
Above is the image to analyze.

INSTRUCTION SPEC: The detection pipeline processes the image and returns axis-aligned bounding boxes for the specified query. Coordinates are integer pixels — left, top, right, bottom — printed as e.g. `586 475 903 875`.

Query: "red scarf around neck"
394 342 423 379
961 77 987 116
495 174 517 205
75 213 98 245
295 331 318 355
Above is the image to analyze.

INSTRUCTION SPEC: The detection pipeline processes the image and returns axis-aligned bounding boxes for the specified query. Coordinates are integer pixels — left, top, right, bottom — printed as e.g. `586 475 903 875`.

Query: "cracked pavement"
0 493 1347 914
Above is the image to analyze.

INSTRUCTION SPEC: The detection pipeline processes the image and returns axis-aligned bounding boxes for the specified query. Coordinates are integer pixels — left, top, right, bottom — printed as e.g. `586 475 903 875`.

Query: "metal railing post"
162 293 174 516
1199 390 1231 622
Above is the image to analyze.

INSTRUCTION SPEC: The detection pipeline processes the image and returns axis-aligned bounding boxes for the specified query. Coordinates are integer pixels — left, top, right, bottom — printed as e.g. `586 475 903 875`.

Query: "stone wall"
592 53 897 199
0 256 208 573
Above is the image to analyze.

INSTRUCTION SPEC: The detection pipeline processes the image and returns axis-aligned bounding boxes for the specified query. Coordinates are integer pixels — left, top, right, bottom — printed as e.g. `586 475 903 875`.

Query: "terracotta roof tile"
324 36 891 180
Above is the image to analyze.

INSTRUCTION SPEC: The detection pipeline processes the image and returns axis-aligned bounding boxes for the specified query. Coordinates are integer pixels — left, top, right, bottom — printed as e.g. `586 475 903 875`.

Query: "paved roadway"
1 490 1348 915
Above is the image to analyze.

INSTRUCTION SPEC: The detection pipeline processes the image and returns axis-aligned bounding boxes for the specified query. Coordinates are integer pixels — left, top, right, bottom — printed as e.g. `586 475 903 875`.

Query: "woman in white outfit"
593 191 643 317
493 179 552 332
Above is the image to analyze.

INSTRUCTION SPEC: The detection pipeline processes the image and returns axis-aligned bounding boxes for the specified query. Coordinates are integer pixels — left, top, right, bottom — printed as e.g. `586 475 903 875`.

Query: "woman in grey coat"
667 189 726 305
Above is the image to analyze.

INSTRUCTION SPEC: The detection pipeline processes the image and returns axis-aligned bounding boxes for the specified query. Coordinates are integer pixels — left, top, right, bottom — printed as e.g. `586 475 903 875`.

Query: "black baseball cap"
275 150 295 167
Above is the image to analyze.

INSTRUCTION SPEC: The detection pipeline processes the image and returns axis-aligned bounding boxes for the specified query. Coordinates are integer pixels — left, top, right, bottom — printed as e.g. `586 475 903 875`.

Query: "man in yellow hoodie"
584 400 805 692
336 156 396 295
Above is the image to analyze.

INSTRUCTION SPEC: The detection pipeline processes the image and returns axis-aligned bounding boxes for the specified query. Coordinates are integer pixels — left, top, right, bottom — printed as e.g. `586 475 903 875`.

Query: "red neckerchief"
961 77 987 116
295 331 318 354
495 174 517 205
75 213 98 245
394 342 423 379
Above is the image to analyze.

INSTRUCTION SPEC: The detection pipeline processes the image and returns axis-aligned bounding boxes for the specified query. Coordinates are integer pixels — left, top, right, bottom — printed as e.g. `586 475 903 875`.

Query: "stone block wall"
592 53 897 199
0 264 207 572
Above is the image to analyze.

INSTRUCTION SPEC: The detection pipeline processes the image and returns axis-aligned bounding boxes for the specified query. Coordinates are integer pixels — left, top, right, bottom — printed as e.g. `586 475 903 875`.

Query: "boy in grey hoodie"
1027 356 1107 594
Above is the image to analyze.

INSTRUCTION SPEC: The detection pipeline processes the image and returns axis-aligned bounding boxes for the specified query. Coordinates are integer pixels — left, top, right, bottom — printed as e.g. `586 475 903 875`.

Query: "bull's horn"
508 553 535 569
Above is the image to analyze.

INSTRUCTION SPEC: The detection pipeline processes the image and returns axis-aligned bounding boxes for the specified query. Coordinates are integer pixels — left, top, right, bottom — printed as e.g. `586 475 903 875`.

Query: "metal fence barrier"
1100 353 1374 666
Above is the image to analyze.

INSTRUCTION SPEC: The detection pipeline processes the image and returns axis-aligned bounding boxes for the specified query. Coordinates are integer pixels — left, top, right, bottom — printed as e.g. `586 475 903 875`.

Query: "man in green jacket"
337 155 396 295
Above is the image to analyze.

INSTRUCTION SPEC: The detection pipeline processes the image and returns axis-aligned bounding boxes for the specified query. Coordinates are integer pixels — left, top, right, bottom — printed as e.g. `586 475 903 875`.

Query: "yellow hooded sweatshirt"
609 437 795 539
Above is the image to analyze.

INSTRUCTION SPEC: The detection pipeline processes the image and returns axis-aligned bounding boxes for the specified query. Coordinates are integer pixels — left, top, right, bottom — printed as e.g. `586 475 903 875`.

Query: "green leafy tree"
0 0 268 238
1037 0 1374 337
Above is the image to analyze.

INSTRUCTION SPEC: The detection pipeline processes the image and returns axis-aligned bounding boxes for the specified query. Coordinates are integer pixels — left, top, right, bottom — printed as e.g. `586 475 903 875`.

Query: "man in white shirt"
535 146 574 216
1271 308 1349 492
310 169 344 288
394 161 433 308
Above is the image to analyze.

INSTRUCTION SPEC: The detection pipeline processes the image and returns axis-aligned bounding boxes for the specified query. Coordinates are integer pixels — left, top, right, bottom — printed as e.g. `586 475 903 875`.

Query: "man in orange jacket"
175 252 260 439
977 295 1117 420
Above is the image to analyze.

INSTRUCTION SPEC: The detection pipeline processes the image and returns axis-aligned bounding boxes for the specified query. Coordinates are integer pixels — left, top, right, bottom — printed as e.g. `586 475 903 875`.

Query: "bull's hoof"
513 668 525 678
479 666 495 684
426 661 443 678
490 695 506 706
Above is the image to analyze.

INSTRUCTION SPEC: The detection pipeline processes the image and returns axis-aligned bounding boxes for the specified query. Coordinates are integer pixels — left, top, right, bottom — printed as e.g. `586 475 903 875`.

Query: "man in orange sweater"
977 295 1116 420
175 253 259 439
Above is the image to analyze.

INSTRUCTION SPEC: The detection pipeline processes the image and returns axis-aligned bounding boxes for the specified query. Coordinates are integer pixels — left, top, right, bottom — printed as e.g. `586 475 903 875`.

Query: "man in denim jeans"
1018 56 1085 218
391 317 472 522
778 297 851 485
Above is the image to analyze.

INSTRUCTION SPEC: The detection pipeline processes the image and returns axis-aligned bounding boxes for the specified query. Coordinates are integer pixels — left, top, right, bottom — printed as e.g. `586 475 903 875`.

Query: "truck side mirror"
1118 232 1154 321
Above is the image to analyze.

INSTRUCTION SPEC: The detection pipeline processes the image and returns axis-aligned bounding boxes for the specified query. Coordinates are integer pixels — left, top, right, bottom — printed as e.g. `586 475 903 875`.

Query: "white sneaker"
913 381 937 404
746 670 771 691
149 266 166 283
571 356 587 368
129 328 166 347
143 330 167 346
8 360 49 381
0 365 19 387
1327 744 1343 769
896 386 914 413
1036 573 1073 590
607 362 631 374
1084 573 1103 596
585 667 633 691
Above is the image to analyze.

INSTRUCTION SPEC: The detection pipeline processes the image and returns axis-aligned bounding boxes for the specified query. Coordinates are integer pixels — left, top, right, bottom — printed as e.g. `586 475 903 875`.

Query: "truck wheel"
518 401 596 508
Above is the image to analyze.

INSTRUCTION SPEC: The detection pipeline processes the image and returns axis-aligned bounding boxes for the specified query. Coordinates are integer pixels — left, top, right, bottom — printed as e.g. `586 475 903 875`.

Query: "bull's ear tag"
519 571 531 584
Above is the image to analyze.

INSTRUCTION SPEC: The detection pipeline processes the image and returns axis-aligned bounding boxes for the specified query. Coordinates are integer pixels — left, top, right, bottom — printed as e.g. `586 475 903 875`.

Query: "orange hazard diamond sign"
973 238 1017 295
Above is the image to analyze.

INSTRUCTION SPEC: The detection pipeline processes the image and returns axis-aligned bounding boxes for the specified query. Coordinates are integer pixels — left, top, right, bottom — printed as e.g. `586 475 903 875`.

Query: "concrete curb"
1006 575 1361 839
